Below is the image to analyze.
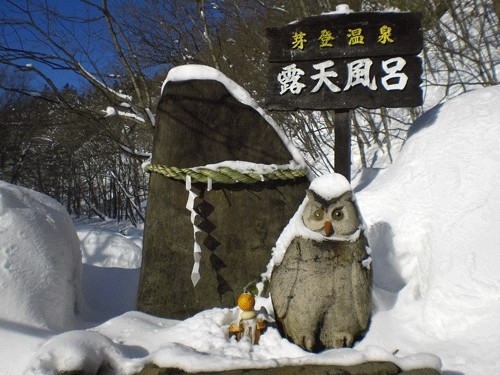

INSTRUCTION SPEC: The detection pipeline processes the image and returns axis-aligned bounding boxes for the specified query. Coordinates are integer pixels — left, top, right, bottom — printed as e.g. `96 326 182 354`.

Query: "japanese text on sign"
277 57 408 95
291 25 394 50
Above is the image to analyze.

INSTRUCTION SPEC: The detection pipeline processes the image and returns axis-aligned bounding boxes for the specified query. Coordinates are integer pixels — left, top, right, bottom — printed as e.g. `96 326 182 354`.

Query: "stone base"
137 363 440 375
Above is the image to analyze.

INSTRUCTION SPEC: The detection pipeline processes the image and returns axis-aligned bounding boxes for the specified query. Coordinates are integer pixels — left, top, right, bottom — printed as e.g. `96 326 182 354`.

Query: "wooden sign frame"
266 12 423 110
265 12 424 181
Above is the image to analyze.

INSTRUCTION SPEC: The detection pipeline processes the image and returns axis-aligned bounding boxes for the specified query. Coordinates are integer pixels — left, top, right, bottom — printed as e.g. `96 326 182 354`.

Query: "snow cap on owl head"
308 173 352 201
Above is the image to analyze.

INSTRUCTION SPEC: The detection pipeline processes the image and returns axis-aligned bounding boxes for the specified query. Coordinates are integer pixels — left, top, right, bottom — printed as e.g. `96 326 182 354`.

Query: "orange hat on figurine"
237 293 255 311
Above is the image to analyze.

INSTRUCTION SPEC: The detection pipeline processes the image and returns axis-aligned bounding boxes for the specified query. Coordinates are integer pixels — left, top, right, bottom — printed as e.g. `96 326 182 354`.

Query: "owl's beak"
324 220 333 237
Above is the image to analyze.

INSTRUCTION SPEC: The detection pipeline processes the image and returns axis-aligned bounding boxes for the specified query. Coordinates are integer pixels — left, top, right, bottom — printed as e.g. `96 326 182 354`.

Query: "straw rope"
145 164 307 184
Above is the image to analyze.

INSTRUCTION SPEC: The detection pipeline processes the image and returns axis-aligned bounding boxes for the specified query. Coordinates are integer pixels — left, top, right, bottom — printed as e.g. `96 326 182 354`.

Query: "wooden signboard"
266 12 423 110
265 11 423 180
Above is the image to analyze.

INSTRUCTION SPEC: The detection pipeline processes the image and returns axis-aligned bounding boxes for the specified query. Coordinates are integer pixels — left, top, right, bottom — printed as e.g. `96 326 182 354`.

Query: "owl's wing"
351 237 372 329
269 237 301 319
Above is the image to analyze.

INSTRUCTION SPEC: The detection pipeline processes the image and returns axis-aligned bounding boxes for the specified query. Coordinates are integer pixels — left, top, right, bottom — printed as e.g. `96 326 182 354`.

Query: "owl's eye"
313 209 324 220
332 208 344 220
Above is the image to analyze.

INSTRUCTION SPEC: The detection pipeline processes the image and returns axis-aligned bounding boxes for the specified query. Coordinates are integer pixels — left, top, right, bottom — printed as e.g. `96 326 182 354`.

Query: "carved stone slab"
137 76 308 319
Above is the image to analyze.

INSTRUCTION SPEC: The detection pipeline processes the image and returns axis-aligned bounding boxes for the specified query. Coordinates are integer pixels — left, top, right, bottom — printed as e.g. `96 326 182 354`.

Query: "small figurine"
228 292 272 344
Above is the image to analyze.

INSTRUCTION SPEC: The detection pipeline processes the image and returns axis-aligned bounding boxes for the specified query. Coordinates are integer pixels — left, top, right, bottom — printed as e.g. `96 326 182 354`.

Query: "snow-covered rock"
0 181 84 330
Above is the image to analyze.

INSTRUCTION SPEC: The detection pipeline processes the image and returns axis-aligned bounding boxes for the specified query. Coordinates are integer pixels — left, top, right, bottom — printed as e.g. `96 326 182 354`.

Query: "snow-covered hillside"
355 84 500 374
0 84 499 374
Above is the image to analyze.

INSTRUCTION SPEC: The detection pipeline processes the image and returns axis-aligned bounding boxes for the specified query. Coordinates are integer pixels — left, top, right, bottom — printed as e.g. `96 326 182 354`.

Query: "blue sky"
1 0 119 90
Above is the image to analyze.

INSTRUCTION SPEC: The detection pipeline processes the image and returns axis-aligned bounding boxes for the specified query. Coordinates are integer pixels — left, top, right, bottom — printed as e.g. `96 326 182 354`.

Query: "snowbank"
355 84 500 373
75 219 142 322
77 224 142 268
0 181 84 331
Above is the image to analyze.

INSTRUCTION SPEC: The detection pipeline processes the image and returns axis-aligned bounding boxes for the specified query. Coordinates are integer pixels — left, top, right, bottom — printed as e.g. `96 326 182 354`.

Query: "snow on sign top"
162 64 307 169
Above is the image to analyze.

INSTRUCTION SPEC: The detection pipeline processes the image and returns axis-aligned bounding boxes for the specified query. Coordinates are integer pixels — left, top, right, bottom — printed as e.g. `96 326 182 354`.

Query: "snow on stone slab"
0 180 84 331
162 64 307 170
25 330 137 375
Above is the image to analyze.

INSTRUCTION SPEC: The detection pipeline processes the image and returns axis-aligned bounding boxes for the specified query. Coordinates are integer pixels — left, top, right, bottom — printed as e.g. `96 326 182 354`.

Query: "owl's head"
302 189 360 237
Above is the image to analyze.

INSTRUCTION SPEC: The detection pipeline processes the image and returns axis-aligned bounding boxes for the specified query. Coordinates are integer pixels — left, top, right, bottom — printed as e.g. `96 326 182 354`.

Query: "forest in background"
0 0 498 224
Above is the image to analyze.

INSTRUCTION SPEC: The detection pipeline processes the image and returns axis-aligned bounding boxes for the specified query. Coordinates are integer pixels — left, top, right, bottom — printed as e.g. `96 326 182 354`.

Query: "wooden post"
334 109 351 182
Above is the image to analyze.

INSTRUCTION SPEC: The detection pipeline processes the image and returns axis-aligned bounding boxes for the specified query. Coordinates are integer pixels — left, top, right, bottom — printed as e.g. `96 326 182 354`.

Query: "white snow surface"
1 84 499 374
354 84 500 374
0 181 84 332
76 220 142 268
197 160 305 177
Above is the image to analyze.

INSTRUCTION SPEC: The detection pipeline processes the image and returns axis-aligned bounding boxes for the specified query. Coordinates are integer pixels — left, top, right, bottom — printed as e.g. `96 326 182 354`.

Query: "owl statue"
269 173 372 352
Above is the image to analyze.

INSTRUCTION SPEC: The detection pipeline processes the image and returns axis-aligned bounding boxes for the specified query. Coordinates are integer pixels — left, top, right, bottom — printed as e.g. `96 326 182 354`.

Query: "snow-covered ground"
1 83 499 374
354 84 500 374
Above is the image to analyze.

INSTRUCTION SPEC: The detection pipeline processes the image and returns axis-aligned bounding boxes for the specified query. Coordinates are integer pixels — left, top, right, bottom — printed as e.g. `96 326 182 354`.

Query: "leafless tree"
0 0 156 133
1 0 497 220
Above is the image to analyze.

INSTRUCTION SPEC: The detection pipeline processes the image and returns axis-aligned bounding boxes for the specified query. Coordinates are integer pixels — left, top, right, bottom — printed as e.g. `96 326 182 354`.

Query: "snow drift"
356 84 500 372
0 181 84 331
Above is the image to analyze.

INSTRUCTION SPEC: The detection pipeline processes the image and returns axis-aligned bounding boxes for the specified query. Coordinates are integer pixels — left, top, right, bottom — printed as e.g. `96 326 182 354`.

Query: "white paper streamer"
185 180 202 287
191 262 201 286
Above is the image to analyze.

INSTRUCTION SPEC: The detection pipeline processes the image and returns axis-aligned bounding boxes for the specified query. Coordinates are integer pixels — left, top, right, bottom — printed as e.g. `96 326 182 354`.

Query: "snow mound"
0 181 84 330
25 330 133 375
356 85 500 371
78 226 142 268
